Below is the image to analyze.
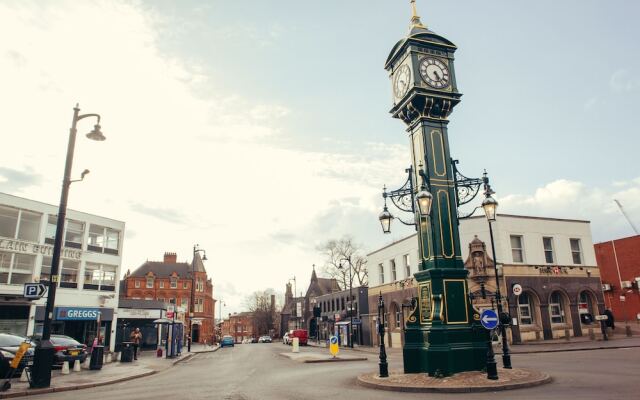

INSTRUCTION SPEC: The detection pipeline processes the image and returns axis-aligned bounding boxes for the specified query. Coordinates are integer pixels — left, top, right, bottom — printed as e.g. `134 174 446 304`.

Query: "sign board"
9 342 31 369
512 283 523 296
23 283 47 299
117 308 161 320
329 336 339 357
56 307 101 321
595 315 608 321
480 309 499 330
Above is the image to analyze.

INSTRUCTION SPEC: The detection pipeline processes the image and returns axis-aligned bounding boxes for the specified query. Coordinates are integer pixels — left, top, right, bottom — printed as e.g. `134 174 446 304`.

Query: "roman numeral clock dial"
419 57 450 89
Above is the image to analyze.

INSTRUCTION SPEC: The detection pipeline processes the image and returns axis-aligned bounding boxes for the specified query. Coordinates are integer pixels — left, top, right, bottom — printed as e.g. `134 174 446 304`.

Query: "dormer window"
146 277 154 288
170 277 177 289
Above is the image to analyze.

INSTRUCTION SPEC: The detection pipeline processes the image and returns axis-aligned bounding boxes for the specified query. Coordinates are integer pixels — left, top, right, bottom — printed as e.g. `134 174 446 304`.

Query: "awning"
153 318 175 324
335 321 350 325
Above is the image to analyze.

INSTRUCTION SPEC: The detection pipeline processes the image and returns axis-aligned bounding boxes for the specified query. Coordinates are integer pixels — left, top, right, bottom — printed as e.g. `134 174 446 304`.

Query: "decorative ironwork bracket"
452 159 487 220
382 166 417 228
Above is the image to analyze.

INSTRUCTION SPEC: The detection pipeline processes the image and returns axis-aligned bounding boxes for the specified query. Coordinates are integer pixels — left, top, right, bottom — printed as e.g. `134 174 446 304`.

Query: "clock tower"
386 1 487 376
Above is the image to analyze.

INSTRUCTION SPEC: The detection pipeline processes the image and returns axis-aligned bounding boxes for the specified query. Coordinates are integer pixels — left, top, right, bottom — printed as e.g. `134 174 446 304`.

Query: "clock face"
393 64 411 99
419 57 450 89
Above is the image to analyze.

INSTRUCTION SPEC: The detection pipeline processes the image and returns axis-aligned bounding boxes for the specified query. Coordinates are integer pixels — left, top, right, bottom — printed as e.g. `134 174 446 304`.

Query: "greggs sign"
56 307 101 321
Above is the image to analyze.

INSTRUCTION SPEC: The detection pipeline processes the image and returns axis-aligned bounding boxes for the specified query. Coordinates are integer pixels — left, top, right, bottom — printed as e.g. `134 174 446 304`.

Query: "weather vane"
410 0 426 28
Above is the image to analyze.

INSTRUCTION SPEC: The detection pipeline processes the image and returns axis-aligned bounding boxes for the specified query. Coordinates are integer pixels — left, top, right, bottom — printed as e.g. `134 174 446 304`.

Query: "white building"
367 214 604 345
0 192 124 351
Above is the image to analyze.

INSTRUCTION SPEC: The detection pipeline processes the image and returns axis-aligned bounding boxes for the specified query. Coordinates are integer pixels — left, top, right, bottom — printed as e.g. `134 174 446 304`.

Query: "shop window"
391 259 397 281
0 206 19 239
404 254 411 278
60 259 78 288
64 220 84 249
549 292 565 324
542 237 554 264
518 292 535 325
570 239 583 264
17 210 41 242
510 235 525 263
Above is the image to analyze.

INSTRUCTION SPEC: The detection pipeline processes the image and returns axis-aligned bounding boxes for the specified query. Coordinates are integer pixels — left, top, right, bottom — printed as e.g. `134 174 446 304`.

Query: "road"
29 343 640 399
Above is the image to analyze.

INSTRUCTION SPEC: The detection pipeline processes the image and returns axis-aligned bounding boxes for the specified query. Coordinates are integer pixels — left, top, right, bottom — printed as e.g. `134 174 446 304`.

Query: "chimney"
270 294 275 311
164 252 177 263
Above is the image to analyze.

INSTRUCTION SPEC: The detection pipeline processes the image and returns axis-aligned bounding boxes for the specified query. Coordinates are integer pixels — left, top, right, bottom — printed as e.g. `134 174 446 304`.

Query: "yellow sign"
10 342 30 369
329 336 339 357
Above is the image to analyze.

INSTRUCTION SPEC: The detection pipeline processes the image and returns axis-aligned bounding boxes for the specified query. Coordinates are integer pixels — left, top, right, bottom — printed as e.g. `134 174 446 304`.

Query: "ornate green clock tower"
385 1 487 376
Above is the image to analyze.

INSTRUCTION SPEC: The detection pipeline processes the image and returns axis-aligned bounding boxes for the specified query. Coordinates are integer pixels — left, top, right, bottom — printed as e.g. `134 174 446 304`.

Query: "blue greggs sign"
56 307 101 321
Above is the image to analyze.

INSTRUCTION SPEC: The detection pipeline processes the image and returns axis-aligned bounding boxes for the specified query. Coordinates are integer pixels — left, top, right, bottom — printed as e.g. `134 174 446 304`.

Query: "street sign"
329 336 339 357
512 283 523 296
480 309 499 330
23 283 47 299
595 315 608 321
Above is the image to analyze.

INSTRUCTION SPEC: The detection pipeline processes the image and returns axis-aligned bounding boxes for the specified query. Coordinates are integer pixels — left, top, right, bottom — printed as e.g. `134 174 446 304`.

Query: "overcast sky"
1 0 638 314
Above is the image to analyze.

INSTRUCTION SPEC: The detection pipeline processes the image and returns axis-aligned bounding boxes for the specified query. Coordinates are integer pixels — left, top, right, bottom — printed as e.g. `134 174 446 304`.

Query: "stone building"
121 251 215 344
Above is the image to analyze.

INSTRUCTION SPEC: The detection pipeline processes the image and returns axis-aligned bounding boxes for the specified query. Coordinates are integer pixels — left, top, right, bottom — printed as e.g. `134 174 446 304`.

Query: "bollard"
19 368 28 382
61 361 70 375
564 329 571 341
626 325 633 337
104 352 111 364
73 359 81 372
292 337 300 353
588 328 596 340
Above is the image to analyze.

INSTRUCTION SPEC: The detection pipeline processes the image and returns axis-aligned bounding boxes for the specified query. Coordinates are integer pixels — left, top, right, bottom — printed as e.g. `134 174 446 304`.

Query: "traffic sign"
480 309 499 330
512 283 523 296
329 336 339 357
23 283 47 299
595 315 608 321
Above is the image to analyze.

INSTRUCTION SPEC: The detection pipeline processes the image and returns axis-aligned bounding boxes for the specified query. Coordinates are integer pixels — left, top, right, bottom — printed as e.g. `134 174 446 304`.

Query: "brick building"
121 251 215 344
595 235 640 324
221 312 255 343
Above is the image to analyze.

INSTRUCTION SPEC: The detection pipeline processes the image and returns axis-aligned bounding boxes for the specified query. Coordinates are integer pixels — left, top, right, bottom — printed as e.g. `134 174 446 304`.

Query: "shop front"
0 302 30 335
116 300 165 351
35 306 114 347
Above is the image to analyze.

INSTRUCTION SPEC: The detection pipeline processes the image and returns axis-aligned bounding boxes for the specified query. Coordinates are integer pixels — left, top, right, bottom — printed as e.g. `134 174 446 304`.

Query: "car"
30 335 87 367
287 329 308 346
258 336 272 343
0 333 34 377
220 335 235 348
282 332 291 345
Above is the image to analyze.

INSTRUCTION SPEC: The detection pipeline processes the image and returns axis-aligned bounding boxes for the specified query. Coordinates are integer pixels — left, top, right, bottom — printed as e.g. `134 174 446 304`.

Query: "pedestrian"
604 309 615 331
130 328 143 360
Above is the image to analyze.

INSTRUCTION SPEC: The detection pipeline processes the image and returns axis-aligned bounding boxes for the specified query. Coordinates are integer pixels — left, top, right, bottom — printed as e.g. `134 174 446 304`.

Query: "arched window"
518 292 535 325
579 291 595 315
549 292 565 324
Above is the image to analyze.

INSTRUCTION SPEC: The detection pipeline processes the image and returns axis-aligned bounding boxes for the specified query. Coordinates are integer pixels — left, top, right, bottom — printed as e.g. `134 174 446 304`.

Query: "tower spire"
409 0 426 29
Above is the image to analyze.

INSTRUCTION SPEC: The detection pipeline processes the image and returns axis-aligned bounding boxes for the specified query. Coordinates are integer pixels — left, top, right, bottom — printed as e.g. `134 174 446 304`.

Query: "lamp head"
80 169 90 179
202 253 208 261
482 195 498 222
86 124 106 141
378 206 394 234
416 188 433 216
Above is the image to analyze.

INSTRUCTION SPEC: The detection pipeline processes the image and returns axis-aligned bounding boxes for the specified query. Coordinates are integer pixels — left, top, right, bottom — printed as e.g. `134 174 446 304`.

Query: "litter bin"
90 345 104 370
120 342 134 363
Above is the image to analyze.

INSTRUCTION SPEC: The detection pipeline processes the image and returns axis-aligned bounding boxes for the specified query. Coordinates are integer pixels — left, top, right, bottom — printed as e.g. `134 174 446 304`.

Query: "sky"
1 0 639 314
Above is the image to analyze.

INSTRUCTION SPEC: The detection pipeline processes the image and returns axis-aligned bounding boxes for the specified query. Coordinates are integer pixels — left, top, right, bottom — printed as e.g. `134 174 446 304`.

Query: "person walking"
130 328 143 360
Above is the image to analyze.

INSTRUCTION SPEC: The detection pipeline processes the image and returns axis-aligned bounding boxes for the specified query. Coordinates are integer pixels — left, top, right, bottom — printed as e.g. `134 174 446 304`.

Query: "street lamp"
31 104 104 389
189 244 207 352
338 257 355 348
377 293 389 377
481 178 512 369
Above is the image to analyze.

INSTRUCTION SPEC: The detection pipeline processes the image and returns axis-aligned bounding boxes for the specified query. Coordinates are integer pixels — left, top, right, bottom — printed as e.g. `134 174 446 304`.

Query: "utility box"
90 346 104 370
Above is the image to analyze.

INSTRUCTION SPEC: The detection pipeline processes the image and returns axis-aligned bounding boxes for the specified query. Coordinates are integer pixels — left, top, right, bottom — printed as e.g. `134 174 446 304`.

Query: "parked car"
282 332 291 345
30 335 87 367
220 335 235 348
0 333 33 377
287 329 308 346
258 336 272 343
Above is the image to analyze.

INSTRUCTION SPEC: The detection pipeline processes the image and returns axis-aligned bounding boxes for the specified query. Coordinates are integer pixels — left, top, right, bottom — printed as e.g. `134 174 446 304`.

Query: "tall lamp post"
481 181 512 369
189 244 207 352
31 104 105 389
377 293 389 377
339 257 355 348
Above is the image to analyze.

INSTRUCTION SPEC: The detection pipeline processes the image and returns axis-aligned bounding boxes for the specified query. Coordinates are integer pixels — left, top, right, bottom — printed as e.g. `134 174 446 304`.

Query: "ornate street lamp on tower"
31 104 105 389
189 244 207 352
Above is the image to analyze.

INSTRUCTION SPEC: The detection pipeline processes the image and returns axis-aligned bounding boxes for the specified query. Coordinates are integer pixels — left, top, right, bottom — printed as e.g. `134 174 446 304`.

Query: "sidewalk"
0 345 218 399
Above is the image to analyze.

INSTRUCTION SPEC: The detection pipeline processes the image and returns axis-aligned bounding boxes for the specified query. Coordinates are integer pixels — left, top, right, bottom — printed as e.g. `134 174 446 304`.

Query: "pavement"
279 346 368 363
0 343 219 399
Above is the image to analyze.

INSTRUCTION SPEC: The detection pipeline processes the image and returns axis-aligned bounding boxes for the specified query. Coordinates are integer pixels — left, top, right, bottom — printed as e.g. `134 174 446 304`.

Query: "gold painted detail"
419 282 432 323
430 129 446 177
409 0 426 29
436 190 455 258
443 279 470 325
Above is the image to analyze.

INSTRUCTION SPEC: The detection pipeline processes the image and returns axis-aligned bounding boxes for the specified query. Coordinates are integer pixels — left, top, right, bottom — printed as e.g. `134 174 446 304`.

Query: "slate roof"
119 298 166 310
129 261 191 278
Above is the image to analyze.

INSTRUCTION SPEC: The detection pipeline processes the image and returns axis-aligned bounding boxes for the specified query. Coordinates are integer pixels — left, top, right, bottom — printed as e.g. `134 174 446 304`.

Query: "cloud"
0 167 42 192
610 69 640 93
129 203 189 225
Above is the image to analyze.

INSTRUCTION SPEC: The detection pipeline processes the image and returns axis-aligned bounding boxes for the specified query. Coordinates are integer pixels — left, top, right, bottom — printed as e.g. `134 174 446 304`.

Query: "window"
404 254 411 278
183 281 188 289
0 206 19 239
40 256 52 283
64 220 84 249
341 298 345 310
83 262 101 289
181 298 188 309
88 225 120 255
391 259 397 281
542 237 554 264
105 228 119 254
146 277 154 288
159 281 165 289
60 259 79 288
395 311 401 329
510 235 524 263
570 239 582 264
379 263 385 284
17 210 41 242
135 280 141 288
169 298 176 304
549 292 565 324
0 251 35 285
579 291 594 316
170 277 177 289
518 293 534 325
158 298 165 304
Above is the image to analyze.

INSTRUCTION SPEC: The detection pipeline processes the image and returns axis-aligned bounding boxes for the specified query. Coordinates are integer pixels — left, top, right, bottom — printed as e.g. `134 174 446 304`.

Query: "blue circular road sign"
480 309 499 330
329 336 338 345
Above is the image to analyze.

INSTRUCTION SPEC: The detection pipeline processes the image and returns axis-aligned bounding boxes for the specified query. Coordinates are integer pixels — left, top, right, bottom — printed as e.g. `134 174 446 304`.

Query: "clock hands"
432 70 441 81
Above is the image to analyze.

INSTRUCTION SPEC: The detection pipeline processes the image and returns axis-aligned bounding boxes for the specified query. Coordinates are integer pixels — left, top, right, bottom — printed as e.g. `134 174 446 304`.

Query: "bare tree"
317 236 368 289
244 289 280 336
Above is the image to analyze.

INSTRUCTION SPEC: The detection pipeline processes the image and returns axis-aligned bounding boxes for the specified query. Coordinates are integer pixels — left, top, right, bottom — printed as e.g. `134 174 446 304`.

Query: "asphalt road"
29 343 640 399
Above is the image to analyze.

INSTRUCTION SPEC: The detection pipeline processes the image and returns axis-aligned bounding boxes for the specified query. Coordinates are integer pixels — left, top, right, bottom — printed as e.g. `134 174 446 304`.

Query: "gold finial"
410 0 426 29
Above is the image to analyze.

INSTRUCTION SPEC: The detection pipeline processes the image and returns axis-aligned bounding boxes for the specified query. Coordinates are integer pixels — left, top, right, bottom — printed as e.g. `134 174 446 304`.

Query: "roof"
129 261 191 278
317 278 340 293
193 252 207 273
385 25 457 70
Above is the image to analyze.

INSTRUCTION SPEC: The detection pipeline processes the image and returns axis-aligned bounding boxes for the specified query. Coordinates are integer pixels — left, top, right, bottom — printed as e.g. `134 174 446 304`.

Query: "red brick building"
122 252 215 344
221 312 255 343
595 235 640 323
